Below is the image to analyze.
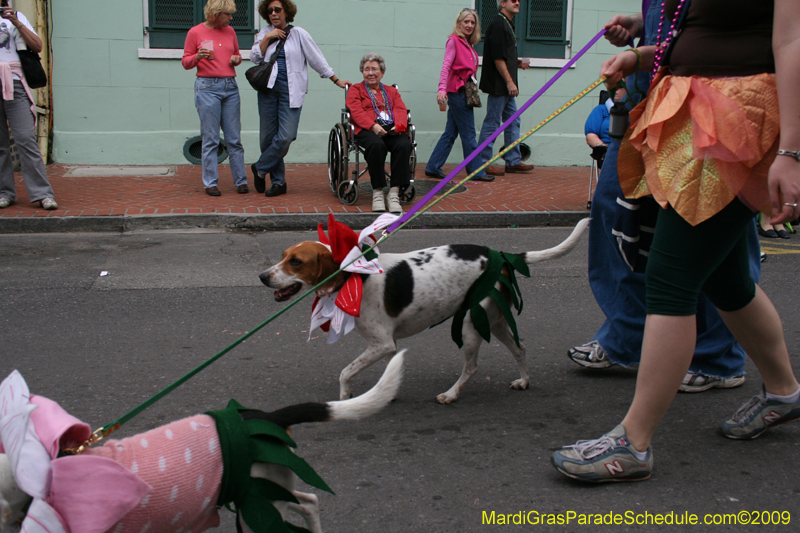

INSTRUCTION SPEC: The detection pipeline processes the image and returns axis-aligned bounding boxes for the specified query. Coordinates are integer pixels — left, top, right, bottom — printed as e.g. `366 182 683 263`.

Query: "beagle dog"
0 352 404 533
260 219 589 403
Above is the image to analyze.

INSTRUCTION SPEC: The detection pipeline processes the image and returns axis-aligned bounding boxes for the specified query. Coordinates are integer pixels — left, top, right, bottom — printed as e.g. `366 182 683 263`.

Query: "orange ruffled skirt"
618 70 779 226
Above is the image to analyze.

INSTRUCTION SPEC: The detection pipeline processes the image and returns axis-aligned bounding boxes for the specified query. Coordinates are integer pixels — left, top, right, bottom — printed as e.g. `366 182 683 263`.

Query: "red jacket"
346 82 408 135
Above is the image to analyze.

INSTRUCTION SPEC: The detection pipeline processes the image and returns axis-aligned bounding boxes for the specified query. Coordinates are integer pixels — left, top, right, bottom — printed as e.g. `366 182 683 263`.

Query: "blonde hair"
453 9 481 46
204 0 237 22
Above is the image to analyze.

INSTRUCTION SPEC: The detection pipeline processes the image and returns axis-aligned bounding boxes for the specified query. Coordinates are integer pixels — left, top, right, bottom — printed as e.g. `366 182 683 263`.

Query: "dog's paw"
509 378 529 390
435 392 458 404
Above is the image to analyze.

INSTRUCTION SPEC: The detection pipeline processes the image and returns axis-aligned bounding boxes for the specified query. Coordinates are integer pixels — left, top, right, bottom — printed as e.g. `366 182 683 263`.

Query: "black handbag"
245 25 292 93
14 13 46 89
17 48 46 89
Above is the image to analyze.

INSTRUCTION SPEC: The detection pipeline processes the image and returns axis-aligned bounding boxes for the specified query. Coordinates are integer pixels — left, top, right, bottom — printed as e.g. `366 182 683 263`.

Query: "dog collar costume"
310 213 400 343
0 371 330 533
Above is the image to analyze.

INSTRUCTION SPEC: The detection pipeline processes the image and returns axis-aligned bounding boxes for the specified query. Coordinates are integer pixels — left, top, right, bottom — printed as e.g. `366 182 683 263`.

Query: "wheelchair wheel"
337 180 359 205
327 124 348 194
399 184 415 204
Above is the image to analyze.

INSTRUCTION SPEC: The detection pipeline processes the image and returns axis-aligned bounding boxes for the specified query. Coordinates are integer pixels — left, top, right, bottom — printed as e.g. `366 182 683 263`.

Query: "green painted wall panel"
52 0 639 166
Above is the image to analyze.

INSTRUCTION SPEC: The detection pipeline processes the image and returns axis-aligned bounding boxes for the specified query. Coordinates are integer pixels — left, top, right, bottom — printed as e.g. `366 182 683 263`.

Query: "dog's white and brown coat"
261 219 589 403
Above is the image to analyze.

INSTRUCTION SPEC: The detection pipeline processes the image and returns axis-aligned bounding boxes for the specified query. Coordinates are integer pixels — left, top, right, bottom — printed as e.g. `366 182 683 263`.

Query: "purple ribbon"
388 29 608 233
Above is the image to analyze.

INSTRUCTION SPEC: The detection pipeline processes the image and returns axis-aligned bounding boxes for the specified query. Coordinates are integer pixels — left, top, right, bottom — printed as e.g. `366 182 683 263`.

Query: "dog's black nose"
259 272 271 286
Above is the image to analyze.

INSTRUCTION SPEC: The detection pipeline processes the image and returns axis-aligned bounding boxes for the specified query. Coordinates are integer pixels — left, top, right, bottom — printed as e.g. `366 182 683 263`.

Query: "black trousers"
355 129 411 190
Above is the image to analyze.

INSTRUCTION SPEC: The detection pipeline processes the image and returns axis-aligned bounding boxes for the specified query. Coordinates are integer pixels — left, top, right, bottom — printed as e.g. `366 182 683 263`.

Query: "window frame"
138 0 259 59
474 0 574 68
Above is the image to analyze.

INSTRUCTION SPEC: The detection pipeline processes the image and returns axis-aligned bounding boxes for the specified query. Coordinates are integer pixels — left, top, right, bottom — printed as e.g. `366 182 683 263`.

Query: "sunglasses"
266 6 283 14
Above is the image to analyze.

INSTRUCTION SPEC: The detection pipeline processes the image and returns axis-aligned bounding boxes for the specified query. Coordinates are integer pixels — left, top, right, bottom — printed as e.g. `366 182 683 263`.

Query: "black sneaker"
264 183 287 197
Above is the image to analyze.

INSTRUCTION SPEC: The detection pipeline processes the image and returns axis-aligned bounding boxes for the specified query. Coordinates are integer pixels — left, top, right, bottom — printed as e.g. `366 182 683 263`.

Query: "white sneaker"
387 187 402 213
0 197 12 208
40 198 58 210
372 189 385 212
567 341 613 369
679 372 746 393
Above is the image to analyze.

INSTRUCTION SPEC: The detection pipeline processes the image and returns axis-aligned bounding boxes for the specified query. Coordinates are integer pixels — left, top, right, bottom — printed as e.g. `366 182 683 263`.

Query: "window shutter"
477 0 498 40
527 0 568 43
149 0 198 30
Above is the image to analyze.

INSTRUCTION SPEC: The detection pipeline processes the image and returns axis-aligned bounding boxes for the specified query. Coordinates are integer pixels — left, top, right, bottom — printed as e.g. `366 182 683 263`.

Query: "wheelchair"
327 84 416 206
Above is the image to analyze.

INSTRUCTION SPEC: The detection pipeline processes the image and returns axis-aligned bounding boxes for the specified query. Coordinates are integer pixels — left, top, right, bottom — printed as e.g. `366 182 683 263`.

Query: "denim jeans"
478 94 522 167
425 90 487 179
194 77 246 189
254 76 302 186
587 140 761 377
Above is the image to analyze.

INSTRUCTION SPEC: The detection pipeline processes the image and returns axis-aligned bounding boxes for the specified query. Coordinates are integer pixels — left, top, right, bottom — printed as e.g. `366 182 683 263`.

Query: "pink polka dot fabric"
83 414 223 533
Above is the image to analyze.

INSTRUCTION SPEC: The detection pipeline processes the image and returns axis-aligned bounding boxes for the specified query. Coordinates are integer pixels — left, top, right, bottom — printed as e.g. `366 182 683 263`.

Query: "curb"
0 211 590 233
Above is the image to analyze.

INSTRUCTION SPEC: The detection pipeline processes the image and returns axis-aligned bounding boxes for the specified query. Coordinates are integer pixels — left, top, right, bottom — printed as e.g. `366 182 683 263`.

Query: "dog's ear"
314 250 347 297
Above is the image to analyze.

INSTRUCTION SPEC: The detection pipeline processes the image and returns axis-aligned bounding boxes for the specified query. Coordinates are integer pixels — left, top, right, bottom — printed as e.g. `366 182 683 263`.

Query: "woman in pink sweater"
182 0 248 197
424 9 491 182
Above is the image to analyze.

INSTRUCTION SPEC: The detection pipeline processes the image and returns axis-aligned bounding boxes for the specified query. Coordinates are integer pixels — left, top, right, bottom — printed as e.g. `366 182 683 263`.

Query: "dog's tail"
241 350 404 429
521 218 589 265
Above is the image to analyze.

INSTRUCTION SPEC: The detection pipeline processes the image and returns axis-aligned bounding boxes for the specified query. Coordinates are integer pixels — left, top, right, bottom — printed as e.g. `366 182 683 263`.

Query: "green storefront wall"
50 0 638 166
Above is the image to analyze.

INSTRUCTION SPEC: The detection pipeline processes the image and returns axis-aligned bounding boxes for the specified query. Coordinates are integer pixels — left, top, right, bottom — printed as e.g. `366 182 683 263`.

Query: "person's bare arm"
767 0 800 223
494 59 517 97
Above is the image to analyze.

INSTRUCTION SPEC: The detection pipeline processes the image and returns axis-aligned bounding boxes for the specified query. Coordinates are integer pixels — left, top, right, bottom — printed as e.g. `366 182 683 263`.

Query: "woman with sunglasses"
182 0 248 197
250 0 348 197
424 8 491 183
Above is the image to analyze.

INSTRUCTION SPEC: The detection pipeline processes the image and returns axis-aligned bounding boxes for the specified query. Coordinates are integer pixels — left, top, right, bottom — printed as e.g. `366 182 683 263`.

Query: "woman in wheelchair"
346 53 412 213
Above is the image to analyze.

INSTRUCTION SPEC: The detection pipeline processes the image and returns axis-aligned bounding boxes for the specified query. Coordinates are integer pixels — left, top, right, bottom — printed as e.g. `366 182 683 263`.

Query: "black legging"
645 198 757 316
355 129 411 190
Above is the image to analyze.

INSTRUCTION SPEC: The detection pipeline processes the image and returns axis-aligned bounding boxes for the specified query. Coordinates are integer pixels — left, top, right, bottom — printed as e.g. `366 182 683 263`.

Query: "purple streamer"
387 29 608 233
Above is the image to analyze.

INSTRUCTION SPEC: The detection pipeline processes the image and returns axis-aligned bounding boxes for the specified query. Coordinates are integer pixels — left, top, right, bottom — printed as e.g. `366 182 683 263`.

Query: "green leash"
71 76 606 453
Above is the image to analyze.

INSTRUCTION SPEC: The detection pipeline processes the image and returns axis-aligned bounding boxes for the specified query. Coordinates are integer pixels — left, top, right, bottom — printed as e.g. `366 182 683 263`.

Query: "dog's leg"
285 491 323 533
491 321 529 390
340 342 396 400
436 320 483 404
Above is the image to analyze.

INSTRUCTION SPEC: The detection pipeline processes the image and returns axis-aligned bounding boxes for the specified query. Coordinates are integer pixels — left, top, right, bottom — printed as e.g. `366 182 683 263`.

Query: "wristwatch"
777 150 800 162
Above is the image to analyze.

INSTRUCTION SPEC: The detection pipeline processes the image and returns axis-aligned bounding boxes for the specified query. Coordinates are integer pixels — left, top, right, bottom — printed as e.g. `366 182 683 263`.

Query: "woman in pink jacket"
424 9 491 182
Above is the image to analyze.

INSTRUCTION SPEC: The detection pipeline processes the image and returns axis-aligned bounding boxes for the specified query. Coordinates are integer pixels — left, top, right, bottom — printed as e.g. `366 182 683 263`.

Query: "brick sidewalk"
0 163 593 219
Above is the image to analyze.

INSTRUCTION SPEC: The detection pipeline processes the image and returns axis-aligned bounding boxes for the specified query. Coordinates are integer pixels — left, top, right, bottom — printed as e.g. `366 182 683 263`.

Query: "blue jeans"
194 77 246 189
478 94 522 167
425 90 487 179
587 140 761 377
254 76 302 186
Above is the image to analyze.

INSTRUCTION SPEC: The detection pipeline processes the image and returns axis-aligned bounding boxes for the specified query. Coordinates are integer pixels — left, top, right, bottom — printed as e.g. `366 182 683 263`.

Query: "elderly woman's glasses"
363 67 381 73
266 6 283 14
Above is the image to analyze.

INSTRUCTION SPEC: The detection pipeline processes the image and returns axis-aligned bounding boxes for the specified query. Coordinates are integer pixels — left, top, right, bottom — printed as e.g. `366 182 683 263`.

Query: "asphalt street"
1 226 798 532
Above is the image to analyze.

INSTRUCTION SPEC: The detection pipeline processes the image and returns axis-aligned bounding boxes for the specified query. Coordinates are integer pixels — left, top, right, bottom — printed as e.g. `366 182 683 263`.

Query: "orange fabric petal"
618 72 778 226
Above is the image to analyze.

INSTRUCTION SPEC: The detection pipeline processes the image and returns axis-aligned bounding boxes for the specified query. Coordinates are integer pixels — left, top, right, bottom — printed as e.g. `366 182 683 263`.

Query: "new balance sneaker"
552 425 653 483
720 386 800 440
567 341 613 369
679 372 746 393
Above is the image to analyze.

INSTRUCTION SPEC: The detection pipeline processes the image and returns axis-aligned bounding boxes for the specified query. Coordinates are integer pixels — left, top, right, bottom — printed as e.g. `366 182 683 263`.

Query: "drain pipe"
16 0 50 162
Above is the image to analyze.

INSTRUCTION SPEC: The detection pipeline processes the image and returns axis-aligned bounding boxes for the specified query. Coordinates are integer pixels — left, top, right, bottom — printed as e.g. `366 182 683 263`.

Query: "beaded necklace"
364 81 394 127
652 0 689 74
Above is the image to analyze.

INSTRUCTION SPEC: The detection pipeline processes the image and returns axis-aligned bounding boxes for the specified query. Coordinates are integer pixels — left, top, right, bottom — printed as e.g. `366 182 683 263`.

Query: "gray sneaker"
0 197 12 208
680 372 746 393
552 424 653 482
721 386 800 439
567 341 613 369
